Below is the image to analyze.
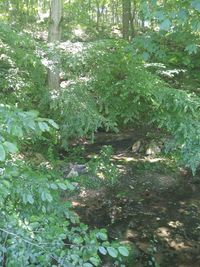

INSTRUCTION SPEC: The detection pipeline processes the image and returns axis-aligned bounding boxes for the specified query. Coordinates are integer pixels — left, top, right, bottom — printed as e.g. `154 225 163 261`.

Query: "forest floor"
65 129 200 267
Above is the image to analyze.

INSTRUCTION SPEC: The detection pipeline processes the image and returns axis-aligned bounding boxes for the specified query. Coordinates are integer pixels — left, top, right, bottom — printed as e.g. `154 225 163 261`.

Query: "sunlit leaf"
57 182 67 190
48 119 59 129
159 19 171 31
118 246 129 257
27 194 34 204
96 232 107 241
107 247 118 258
3 141 18 154
83 263 93 267
38 122 50 132
185 44 197 55
191 0 200 11
98 246 107 255
90 256 100 266
0 144 6 161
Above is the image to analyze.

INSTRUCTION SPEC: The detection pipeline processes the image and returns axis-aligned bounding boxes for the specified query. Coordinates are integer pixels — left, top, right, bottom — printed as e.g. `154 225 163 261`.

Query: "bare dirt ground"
69 130 200 267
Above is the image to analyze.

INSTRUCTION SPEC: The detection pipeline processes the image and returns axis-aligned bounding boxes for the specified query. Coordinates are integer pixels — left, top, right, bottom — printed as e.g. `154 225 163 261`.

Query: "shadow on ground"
69 130 200 267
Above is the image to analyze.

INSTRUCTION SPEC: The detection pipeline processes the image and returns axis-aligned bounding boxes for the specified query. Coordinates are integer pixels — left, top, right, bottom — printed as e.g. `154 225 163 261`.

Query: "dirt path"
69 130 200 267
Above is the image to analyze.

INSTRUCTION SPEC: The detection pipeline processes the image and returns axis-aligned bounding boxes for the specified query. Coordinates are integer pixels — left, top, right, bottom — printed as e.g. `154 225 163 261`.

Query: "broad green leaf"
159 19 171 31
155 11 165 21
185 44 197 55
142 52 150 61
73 236 83 244
26 119 36 130
11 125 23 138
191 0 200 11
27 110 39 118
41 191 47 201
118 246 129 257
46 192 53 202
0 144 6 161
50 183 58 189
98 246 107 255
38 122 50 132
41 190 53 202
22 193 27 204
90 256 100 266
107 247 118 258
3 142 18 153
48 119 59 129
83 263 93 267
57 183 67 190
96 232 107 241
27 194 34 204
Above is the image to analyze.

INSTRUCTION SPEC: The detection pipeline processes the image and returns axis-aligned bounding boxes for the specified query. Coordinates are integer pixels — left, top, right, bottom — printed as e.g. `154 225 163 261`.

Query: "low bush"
0 104 129 266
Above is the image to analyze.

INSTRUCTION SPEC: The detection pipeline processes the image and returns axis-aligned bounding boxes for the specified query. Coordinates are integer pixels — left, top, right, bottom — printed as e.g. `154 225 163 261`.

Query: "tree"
48 0 63 91
122 0 131 40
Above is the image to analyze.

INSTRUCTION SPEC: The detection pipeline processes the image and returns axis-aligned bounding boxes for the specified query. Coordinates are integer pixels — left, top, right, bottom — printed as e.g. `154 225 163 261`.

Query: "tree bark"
48 0 63 42
96 0 101 30
48 0 63 92
122 0 131 40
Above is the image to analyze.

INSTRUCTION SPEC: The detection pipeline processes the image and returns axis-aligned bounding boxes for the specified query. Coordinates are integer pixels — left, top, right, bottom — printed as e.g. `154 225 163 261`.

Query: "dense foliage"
0 105 129 266
0 0 200 266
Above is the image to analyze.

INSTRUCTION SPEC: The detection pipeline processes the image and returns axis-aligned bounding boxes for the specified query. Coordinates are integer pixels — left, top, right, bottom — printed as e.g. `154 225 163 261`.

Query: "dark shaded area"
71 131 200 267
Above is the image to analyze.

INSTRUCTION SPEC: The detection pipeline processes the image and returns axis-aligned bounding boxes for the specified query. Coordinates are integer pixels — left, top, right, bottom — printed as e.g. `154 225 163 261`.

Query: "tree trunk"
48 0 63 91
122 0 131 40
48 0 63 42
130 0 136 38
96 1 101 30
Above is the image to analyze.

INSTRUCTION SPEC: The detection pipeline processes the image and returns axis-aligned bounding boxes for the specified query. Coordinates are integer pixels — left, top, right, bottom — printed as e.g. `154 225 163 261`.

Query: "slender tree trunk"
48 0 63 42
130 0 136 38
96 1 101 30
122 0 131 40
48 0 63 91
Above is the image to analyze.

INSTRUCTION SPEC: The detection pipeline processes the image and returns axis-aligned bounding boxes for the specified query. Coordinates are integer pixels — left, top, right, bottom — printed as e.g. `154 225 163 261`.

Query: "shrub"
0 104 129 266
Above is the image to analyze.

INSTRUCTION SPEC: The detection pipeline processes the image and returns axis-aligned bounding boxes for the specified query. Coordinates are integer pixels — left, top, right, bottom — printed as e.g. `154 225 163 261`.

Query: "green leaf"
45 192 53 202
159 19 171 31
38 122 50 132
26 119 36 130
0 144 6 161
185 44 197 55
155 11 165 21
83 263 93 267
107 247 118 258
118 246 129 257
96 232 107 241
11 125 23 138
57 183 67 190
141 52 150 61
3 142 18 154
191 0 200 11
27 110 39 118
41 191 46 201
27 194 34 204
98 246 107 255
48 119 59 129
90 256 100 266
50 183 58 189
73 236 83 244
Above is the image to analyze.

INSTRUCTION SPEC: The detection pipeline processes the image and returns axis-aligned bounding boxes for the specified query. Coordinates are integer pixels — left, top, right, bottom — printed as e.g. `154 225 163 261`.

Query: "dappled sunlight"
58 41 84 54
112 155 138 162
168 220 183 228
112 154 166 163
158 68 187 78
72 26 87 39
156 225 191 251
